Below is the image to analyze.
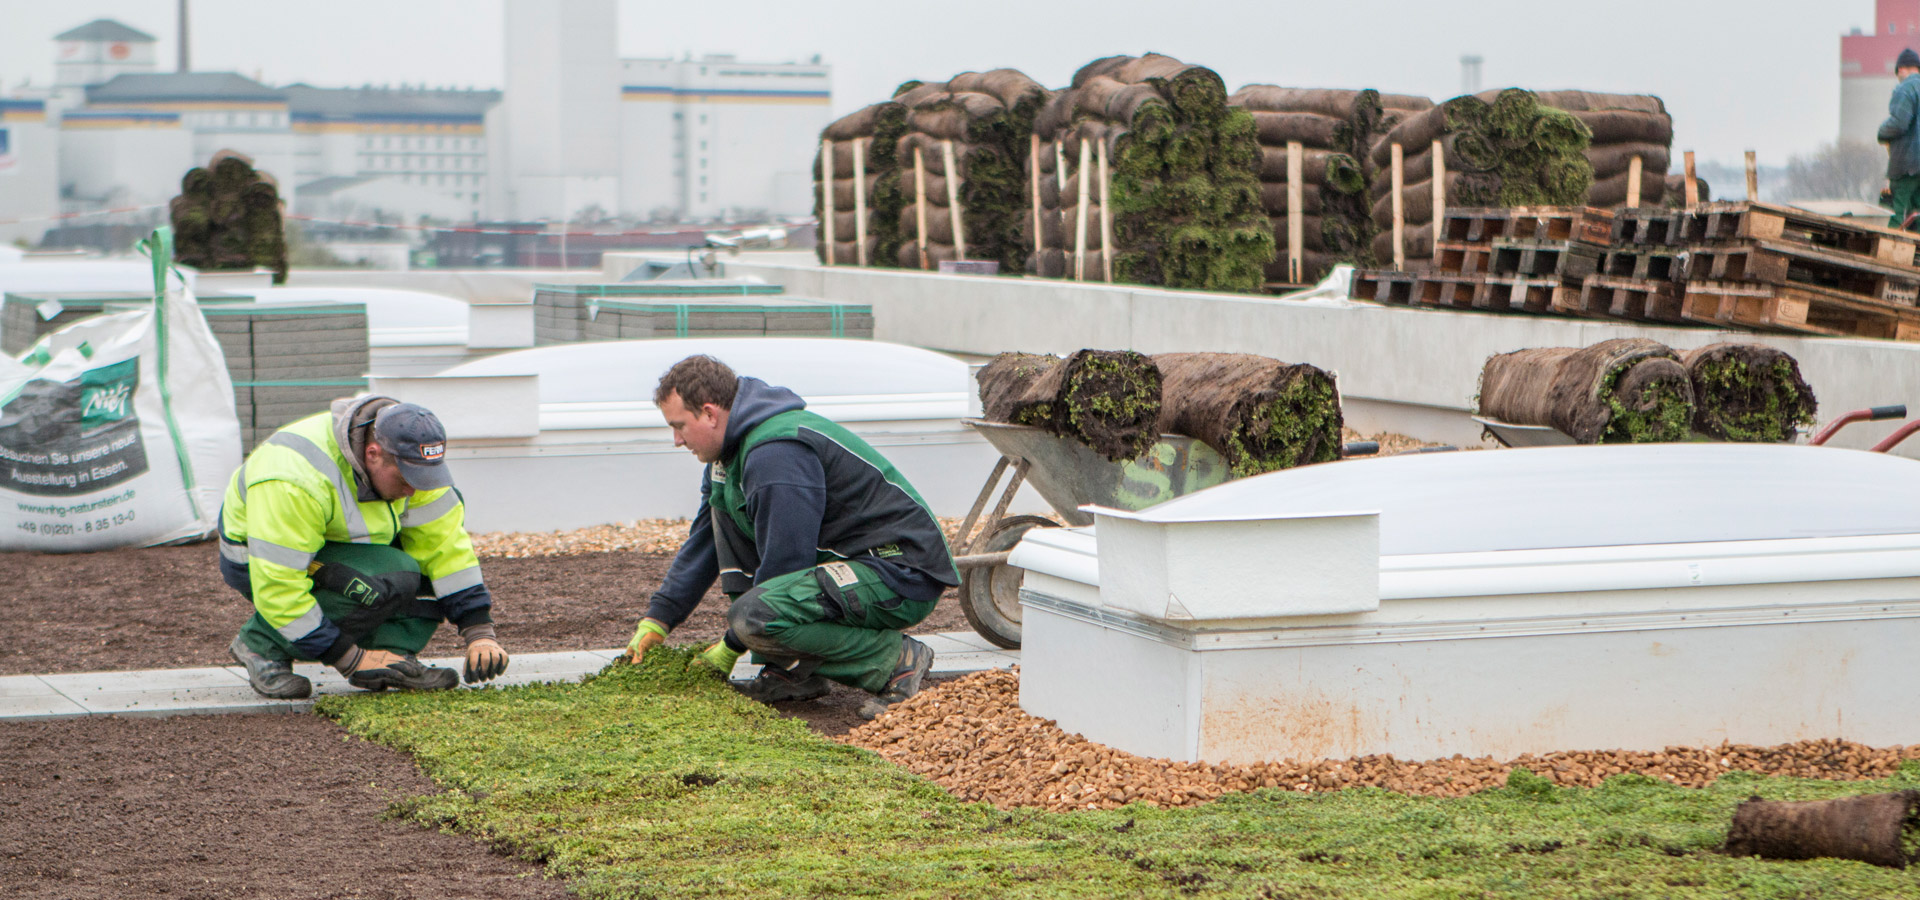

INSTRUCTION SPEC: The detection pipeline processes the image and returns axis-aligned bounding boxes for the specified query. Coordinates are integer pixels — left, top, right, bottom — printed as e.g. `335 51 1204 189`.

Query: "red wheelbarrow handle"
1871 418 1920 453
1809 405 1907 446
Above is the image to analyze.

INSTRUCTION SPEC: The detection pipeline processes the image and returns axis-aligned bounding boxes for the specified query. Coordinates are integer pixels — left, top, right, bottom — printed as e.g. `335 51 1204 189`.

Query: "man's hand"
690 639 742 675
624 618 670 663
464 638 509 684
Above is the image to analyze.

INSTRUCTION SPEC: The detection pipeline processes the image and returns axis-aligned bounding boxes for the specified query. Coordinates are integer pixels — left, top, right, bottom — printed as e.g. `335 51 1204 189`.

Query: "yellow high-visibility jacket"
218 401 488 663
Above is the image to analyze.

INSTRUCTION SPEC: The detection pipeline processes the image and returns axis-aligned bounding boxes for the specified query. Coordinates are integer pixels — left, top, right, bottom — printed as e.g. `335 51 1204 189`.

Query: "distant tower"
54 19 158 90
178 0 190 73
1841 0 1920 145
1460 55 1483 95
496 0 621 222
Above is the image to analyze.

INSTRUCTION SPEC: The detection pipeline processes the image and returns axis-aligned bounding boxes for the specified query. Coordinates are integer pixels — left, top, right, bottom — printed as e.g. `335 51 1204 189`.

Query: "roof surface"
86 72 285 103
56 19 157 43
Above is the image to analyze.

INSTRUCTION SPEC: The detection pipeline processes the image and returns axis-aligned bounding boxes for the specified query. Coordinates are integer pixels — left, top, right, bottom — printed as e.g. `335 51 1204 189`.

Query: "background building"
10 9 830 247
1842 0 1920 145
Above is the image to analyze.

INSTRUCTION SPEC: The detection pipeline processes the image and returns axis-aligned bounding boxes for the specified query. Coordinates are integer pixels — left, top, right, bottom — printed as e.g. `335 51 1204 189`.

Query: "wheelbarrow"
950 420 1377 649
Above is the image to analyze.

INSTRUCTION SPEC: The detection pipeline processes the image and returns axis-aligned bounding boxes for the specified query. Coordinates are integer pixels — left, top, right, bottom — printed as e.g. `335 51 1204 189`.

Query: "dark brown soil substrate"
1 543 970 676
0 713 570 900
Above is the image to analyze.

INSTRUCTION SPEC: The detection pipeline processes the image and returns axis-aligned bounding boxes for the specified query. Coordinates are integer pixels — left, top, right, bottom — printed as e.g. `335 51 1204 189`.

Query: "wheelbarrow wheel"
959 515 1057 650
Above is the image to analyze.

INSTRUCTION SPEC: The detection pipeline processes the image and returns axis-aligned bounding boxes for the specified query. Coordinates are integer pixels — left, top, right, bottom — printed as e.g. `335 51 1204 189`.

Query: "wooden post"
1626 154 1643 208
943 139 967 261
1029 134 1043 257
1430 139 1446 263
1684 150 1699 208
914 145 930 270
1073 138 1091 281
820 140 835 266
1390 142 1406 271
1286 140 1304 283
1055 141 1068 192
1097 138 1114 283
852 138 868 266
1745 150 1759 202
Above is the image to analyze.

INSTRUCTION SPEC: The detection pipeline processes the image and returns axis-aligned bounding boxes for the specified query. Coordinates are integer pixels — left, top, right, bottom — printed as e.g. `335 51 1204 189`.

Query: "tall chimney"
178 0 191 72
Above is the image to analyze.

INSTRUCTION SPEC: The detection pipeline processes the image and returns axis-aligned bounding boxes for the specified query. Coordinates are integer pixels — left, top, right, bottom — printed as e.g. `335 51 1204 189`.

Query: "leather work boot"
229 635 312 700
857 636 935 721
347 655 460 692
735 665 832 703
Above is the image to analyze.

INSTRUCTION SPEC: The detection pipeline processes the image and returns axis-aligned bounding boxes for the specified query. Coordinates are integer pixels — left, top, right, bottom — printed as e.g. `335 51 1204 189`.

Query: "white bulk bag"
0 230 241 551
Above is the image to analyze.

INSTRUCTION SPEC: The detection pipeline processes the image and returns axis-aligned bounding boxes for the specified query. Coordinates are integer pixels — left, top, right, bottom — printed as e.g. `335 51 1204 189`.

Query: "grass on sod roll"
319 647 1920 899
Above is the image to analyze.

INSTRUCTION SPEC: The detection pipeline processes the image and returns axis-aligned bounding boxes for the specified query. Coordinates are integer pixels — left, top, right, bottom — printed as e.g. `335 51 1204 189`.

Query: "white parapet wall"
1012 444 1920 764
713 259 1920 454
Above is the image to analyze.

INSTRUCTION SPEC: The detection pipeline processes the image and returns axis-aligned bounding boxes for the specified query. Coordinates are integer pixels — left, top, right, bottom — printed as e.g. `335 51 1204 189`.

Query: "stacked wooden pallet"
1351 202 1920 342
534 281 874 345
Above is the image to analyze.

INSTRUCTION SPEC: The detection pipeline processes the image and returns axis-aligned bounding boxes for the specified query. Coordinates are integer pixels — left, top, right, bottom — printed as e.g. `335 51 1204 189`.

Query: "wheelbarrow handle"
1340 441 1380 457
1870 418 1920 453
1809 405 1909 446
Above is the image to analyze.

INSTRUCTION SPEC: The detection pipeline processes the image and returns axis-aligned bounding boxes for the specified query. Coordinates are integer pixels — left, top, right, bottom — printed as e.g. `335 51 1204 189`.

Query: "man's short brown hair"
655 355 738 410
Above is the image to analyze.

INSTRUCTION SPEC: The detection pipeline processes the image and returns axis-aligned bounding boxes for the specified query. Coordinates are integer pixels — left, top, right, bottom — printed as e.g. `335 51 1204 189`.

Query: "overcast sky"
0 1 1886 167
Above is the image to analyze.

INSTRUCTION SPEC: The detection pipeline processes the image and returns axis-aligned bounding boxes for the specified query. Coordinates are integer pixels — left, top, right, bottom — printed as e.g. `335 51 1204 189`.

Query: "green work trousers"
727 560 936 693
235 542 441 663
1890 175 1920 230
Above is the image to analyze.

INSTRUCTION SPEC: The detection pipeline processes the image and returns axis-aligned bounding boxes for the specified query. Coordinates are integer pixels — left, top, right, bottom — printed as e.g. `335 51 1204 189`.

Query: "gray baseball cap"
372 403 453 491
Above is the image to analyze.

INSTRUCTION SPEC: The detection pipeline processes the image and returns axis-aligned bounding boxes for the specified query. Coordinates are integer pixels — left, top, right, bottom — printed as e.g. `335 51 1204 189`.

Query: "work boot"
857 637 935 721
229 635 312 700
347 654 459 692
735 665 832 703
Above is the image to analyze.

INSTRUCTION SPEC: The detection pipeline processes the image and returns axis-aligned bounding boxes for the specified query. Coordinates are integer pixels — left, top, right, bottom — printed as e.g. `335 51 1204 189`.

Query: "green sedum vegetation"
321 648 1920 899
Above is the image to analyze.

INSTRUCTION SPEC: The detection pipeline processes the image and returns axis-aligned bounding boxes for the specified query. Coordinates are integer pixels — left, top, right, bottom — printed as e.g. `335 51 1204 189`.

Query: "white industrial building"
493 0 830 223
1 10 831 239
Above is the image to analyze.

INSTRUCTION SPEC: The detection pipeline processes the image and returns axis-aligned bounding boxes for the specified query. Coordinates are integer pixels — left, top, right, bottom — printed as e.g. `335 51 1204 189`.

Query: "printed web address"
15 489 137 517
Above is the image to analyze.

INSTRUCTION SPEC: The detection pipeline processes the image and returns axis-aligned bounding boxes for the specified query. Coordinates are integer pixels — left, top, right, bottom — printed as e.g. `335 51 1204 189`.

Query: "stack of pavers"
1350 206 1612 313
533 280 874 345
1349 202 1920 342
201 301 370 451
2 291 250 355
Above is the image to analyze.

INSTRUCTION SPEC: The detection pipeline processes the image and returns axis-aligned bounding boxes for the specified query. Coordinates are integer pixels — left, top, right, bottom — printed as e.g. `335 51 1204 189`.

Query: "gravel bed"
845 669 1920 812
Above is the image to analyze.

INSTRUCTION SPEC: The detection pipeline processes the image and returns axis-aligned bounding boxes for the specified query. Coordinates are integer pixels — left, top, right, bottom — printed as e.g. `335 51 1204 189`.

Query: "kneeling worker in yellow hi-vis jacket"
218 396 509 699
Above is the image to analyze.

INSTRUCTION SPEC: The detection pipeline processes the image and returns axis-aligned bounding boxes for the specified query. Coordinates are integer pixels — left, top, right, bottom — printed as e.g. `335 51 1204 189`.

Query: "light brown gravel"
843 669 1920 812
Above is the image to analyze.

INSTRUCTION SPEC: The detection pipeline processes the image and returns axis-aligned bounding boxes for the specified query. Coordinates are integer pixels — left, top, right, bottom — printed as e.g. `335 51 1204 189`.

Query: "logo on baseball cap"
372 403 453 490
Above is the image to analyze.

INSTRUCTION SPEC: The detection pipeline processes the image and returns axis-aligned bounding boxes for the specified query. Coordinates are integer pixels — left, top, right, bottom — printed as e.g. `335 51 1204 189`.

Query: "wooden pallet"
1612 209 1688 247
1681 240 1920 305
1414 273 1484 309
1599 248 1682 282
1433 241 1493 275
1569 275 1681 322
1677 280 1920 341
1436 209 1512 244
1488 239 1601 279
1350 269 1420 304
1475 275 1572 314
1438 206 1614 246
1679 202 1920 267
1504 207 1616 246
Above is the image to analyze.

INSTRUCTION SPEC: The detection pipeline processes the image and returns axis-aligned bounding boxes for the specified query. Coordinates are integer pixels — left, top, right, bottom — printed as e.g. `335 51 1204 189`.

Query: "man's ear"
364 440 385 467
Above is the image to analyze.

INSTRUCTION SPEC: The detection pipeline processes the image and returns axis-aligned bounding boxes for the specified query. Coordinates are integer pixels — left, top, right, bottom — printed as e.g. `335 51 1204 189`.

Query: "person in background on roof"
1879 48 1920 230
218 396 509 699
623 354 957 720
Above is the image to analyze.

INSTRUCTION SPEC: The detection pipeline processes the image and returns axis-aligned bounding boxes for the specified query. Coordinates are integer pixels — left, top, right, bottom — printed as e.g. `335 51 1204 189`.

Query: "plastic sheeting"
1137 443 1920 554
441 337 967 406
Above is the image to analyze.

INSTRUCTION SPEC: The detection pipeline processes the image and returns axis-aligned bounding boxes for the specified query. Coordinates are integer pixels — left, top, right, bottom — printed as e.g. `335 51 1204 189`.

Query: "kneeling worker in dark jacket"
624 355 958 719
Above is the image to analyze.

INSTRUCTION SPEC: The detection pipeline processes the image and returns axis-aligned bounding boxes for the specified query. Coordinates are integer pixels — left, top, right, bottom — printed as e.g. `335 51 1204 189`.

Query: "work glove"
459 623 510 684
624 618 669 663
335 647 406 675
690 639 743 675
